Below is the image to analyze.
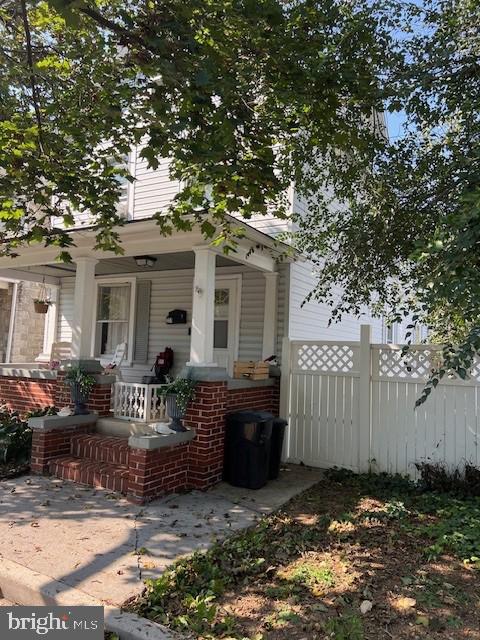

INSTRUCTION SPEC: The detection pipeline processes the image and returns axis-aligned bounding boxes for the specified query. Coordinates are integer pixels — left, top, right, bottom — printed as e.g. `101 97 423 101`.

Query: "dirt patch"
0 461 30 481
131 472 480 640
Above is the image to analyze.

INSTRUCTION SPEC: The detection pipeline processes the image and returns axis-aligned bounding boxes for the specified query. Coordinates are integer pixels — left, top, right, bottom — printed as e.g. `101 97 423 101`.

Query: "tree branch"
19 0 45 154
78 4 155 54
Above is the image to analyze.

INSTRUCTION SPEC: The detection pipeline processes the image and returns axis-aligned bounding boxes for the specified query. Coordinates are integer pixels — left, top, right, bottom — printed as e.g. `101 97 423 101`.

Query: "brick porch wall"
184 381 228 490
226 380 280 416
54 372 112 417
29 379 282 504
0 376 56 414
127 444 190 504
0 372 112 417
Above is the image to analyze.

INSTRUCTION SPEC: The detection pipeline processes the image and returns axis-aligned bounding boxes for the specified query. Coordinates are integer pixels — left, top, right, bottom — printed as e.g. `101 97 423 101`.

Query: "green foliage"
64 367 95 395
409 493 480 567
325 467 480 569
288 561 335 589
0 0 393 259
161 376 197 414
0 404 56 464
324 467 416 497
325 614 364 640
416 461 480 496
0 406 32 464
291 0 480 390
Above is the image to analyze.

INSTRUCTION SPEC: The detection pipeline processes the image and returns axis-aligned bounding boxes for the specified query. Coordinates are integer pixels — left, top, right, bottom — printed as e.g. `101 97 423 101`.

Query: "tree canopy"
0 0 392 256
1 0 479 388
293 0 480 397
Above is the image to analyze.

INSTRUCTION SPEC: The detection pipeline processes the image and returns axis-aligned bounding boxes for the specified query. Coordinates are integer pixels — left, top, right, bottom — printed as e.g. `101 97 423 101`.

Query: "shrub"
0 404 57 465
416 461 480 496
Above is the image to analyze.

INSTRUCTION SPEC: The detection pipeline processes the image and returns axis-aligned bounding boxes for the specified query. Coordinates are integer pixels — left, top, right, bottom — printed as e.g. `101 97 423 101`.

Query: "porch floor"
0 465 323 606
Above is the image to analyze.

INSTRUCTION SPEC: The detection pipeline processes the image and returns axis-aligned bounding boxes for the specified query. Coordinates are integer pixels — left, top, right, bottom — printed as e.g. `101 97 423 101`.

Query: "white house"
0 148 389 382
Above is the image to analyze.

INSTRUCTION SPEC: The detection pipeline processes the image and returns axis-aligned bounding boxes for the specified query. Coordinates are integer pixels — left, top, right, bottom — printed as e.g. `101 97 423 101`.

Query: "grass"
129 469 480 639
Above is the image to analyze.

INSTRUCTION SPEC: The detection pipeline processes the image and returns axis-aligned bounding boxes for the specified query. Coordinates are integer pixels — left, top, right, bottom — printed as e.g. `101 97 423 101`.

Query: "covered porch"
0 219 286 416
0 221 286 502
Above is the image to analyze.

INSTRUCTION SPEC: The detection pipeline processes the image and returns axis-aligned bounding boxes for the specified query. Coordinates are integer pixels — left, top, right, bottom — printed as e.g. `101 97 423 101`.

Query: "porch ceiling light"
134 255 157 268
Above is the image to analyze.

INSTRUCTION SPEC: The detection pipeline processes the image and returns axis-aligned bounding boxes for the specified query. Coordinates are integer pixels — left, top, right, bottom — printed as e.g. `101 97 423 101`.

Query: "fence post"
358 324 372 471
279 336 292 460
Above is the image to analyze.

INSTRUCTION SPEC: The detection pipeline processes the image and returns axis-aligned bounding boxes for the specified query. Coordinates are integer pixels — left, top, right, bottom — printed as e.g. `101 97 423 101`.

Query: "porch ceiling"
4 252 242 280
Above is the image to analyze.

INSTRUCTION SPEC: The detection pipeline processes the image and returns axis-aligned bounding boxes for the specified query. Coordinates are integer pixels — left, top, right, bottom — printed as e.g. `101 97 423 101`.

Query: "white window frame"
385 321 397 344
91 276 137 365
213 274 242 375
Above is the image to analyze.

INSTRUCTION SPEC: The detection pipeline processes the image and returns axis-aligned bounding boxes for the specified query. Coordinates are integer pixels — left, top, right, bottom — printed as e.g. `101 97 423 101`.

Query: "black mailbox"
166 309 187 324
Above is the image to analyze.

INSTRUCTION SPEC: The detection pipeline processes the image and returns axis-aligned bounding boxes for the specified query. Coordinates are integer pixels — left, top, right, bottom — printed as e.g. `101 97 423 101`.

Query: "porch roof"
0 216 294 283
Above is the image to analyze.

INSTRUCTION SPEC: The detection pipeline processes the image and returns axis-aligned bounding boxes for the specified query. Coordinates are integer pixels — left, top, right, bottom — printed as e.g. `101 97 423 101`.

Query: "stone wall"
9 282 50 363
0 284 12 362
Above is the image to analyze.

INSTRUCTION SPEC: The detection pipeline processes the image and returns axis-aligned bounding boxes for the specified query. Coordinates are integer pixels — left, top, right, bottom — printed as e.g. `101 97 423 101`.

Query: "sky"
386 110 408 141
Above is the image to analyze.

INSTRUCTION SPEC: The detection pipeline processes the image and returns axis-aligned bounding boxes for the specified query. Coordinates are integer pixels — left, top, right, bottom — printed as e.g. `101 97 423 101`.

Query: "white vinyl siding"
131 147 181 220
288 260 384 342
56 265 281 382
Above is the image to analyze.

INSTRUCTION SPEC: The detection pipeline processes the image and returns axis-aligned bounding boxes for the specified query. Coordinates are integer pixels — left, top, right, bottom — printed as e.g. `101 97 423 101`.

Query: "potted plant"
162 377 196 432
33 298 51 314
64 367 96 415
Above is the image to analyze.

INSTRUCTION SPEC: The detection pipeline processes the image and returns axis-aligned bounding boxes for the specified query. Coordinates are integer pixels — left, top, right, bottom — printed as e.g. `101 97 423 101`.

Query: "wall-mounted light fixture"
134 255 157 268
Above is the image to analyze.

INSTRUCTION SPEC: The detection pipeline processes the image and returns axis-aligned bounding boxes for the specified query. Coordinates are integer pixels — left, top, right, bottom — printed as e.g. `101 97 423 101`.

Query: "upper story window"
386 322 397 344
114 154 130 219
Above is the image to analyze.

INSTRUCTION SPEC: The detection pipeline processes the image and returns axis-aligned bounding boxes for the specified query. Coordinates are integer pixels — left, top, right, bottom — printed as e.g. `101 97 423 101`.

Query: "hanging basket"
34 301 49 314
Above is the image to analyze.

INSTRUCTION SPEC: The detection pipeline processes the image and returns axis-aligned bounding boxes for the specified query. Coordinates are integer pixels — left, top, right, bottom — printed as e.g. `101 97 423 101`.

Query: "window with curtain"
95 284 131 356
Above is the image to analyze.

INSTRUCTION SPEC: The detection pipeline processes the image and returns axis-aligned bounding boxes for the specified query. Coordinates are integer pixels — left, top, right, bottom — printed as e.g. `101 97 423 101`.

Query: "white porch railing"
113 382 168 422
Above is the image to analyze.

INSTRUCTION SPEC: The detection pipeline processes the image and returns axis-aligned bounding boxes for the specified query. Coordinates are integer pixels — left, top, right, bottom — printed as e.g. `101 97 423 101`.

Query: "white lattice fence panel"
294 343 358 374
376 347 480 384
372 347 480 477
376 347 442 380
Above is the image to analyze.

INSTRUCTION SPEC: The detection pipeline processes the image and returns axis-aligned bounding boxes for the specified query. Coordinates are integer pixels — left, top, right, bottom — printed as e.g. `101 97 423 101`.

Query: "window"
95 283 131 357
386 322 397 344
112 154 130 219
213 289 229 349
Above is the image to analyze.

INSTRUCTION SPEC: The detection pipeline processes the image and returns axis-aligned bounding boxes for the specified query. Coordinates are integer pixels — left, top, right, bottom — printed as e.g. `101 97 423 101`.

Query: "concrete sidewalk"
0 465 322 606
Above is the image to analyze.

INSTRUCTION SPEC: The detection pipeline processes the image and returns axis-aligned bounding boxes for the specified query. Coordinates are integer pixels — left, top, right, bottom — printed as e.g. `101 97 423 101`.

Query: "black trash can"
269 418 288 479
224 410 274 489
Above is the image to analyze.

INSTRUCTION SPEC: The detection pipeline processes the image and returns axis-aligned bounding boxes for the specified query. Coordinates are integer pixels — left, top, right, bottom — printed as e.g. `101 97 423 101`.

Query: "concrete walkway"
0 465 322 606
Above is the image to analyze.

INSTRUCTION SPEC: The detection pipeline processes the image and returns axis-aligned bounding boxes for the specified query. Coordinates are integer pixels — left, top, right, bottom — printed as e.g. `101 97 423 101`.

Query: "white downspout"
6 282 18 363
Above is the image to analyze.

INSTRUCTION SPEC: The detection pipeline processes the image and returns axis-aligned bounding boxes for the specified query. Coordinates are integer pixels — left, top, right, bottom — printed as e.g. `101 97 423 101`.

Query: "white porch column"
262 272 278 359
71 257 98 359
187 247 217 367
36 286 59 362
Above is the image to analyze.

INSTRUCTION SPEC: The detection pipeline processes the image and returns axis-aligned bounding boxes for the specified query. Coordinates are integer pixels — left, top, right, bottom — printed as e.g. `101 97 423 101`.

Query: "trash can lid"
272 417 288 427
227 409 274 423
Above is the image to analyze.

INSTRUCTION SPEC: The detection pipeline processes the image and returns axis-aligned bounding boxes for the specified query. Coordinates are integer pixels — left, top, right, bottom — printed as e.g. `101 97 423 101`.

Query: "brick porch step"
49 456 129 494
70 433 129 466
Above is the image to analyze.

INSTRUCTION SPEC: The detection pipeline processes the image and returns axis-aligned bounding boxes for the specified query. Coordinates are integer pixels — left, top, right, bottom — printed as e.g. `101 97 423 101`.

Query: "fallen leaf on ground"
360 600 373 614
393 596 416 612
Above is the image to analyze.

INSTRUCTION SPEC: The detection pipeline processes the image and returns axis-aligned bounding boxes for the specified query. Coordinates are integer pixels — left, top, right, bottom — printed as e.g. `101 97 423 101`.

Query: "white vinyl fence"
280 326 480 478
